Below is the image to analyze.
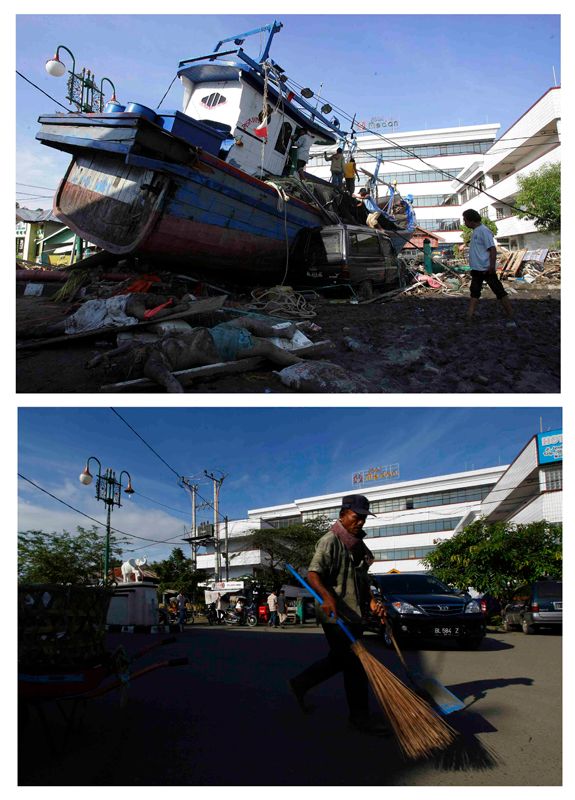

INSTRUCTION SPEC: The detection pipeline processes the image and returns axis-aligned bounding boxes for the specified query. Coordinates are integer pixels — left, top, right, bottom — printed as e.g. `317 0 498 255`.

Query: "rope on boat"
265 181 291 286
248 286 317 318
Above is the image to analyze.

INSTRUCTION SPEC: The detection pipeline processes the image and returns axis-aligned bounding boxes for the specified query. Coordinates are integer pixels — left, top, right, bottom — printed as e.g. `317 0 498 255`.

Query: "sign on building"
352 464 400 487
537 429 562 464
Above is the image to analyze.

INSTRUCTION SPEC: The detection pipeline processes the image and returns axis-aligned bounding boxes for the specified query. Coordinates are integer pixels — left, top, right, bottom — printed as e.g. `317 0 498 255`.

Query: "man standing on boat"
343 157 359 194
293 129 315 175
324 148 344 188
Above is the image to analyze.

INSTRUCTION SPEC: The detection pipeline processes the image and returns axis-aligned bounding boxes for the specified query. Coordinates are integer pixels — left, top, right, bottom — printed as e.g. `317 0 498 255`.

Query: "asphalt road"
18 624 562 786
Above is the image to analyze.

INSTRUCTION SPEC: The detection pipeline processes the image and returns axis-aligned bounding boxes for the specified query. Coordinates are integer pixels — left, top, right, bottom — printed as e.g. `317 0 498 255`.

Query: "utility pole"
205 471 225 581
181 478 199 567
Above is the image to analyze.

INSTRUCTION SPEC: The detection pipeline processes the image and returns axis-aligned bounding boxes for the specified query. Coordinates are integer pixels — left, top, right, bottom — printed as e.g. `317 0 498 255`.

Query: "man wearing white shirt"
463 209 516 327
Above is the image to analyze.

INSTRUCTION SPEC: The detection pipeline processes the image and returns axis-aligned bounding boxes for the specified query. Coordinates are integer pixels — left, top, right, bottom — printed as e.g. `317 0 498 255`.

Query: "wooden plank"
510 248 528 276
17 295 227 350
99 357 265 392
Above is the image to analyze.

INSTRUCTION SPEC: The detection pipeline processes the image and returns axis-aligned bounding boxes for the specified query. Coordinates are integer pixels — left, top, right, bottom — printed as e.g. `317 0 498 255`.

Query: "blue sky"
18 407 562 563
15 11 561 208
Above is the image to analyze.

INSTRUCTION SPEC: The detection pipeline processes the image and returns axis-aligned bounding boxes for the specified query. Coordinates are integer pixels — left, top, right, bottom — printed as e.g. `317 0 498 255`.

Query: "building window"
416 218 461 232
365 517 462 538
372 545 437 561
543 466 562 491
368 484 492 515
479 207 489 218
301 507 340 522
266 515 302 529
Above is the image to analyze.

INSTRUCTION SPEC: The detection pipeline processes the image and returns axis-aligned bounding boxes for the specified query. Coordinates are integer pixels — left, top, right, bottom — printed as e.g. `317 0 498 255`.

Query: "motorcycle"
223 600 257 627
205 602 222 625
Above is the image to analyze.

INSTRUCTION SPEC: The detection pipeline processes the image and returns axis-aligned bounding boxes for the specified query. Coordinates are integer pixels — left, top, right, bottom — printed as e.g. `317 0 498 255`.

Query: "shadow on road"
18 628 512 786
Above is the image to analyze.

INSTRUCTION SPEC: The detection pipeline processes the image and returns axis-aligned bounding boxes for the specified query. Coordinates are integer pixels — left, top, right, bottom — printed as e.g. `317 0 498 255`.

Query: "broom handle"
285 563 356 644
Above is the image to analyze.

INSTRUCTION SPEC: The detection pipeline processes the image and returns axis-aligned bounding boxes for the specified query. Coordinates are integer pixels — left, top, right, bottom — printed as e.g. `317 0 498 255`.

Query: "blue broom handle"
285 563 356 644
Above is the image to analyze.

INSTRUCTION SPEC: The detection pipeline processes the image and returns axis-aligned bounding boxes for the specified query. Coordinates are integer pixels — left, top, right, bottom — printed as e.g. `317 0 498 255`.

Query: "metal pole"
214 479 220 581
192 484 197 569
225 516 229 581
104 502 112 584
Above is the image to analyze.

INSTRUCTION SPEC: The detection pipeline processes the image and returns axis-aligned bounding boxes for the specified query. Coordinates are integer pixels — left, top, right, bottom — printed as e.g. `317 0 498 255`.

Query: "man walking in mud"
462 209 516 327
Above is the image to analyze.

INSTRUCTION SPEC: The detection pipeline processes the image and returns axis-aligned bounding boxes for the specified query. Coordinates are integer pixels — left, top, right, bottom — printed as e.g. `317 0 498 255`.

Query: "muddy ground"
16 283 560 394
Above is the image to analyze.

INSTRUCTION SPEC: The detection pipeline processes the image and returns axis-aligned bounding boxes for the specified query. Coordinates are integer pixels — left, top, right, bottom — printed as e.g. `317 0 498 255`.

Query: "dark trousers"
470 269 508 299
291 622 369 720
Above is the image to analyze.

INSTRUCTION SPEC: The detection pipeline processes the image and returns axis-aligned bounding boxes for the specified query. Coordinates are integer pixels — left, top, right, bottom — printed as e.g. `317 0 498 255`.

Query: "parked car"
291 223 402 299
502 580 562 634
368 572 486 650
478 592 502 623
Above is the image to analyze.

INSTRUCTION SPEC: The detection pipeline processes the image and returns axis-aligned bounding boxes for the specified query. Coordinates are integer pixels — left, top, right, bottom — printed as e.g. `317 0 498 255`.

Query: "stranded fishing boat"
36 21 414 278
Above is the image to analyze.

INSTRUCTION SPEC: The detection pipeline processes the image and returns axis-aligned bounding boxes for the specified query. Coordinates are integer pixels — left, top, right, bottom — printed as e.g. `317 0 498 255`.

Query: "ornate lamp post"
46 45 118 112
79 456 134 583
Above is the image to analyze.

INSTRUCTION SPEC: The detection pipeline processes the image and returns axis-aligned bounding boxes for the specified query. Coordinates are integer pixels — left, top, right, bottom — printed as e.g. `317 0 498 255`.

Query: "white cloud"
16 143 70 209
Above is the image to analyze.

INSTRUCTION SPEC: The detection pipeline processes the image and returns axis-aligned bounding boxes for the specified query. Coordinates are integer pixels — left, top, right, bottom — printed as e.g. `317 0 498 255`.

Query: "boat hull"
40 116 324 273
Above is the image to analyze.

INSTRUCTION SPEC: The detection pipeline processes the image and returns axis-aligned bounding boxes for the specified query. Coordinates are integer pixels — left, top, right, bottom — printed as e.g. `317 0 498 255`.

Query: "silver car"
502 580 562 634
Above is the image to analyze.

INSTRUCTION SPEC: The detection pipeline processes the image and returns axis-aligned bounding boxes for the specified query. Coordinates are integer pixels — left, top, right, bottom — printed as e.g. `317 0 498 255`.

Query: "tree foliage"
149 547 205 599
241 516 330 586
420 519 562 604
18 526 126 585
515 162 560 232
461 216 498 246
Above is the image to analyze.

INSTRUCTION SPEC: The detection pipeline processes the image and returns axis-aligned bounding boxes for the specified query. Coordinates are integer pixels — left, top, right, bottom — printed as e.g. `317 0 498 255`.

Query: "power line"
16 69 70 111
132 489 191 518
17 182 59 191
286 76 556 220
18 473 185 545
109 408 182 480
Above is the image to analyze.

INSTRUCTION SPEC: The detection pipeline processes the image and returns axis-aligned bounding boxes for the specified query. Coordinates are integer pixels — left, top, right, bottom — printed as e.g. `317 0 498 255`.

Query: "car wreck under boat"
36 20 415 281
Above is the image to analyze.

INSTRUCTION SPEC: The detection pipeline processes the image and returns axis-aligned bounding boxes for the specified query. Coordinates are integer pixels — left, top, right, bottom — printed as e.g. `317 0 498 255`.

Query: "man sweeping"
288 494 389 735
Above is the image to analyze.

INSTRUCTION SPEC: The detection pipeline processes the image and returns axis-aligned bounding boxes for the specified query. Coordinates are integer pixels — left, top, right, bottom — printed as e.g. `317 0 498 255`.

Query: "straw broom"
286 564 458 760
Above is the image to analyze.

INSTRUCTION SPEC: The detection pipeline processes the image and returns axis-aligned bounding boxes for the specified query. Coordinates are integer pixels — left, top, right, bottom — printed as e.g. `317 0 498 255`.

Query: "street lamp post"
79 456 134 583
46 44 119 112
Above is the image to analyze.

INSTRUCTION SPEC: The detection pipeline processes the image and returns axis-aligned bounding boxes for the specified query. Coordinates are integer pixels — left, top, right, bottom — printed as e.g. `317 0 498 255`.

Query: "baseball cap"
341 494 375 517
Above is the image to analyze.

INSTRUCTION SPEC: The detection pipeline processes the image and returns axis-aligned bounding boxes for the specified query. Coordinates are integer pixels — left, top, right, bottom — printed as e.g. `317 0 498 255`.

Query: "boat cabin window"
200 92 227 109
349 231 382 256
274 122 294 155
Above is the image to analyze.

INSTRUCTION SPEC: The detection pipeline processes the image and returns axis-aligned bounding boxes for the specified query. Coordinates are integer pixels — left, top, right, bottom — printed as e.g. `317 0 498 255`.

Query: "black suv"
368 572 485 650
502 580 562 634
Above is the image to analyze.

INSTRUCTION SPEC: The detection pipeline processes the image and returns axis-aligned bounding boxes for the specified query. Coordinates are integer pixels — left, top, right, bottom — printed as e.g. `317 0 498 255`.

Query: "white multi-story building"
307 123 500 249
454 429 562 533
454 87 561 251
196 466 507 578
305 86 560 251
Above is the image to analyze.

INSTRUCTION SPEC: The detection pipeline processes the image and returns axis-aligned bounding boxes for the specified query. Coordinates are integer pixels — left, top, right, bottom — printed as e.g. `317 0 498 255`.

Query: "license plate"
554 602 562 610
433 625 460 637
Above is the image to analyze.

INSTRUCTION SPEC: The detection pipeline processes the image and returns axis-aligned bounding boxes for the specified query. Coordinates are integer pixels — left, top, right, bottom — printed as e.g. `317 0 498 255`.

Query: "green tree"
18 525 126 585
149 547 204 599
515 162 560 232
421 519 562 604
240 516 330 586
461 216 498 246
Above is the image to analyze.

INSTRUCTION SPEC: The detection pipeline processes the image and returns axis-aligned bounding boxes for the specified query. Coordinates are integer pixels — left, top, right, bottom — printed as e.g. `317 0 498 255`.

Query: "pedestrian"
357 188 384 230
277 590 288 627
215 592 225 623
176 590 187 626
267 589 279 628
343 157 359 194
324 147 344 188
462 209 516 327
423 238 433 275
288 494 389 735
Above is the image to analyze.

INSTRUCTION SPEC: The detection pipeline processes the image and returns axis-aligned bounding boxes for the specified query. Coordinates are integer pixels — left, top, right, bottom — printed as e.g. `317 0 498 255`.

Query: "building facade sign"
352 464 400 487
537 429 562 464
357 116 399 132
